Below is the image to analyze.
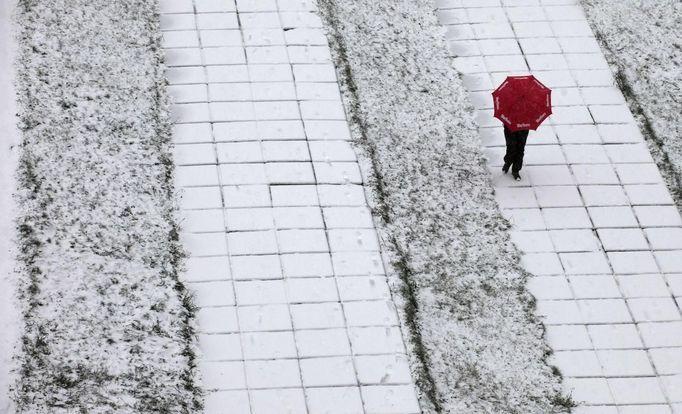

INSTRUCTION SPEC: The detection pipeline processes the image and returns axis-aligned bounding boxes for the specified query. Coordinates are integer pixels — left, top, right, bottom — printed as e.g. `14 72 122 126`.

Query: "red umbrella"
492 75 552 132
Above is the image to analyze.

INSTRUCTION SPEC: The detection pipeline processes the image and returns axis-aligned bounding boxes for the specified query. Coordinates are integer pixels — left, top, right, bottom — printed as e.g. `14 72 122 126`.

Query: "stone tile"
617 274 673 298
645 228 682 250
563 377 613 405
305 387 364 414
536 299 583 324
521 252 564 275
571 164 619 185
543 207 592 229
300 357 356 387
569 275 620 299
578 299 631 323
250 389 307 414
361 385 421 413
608 377 667 405
634 206 682 227
245 359 301 388
551 350 602 377
550 229 600 252
296 328 351 357
545 324 592 350
511 230 554 253
608 251 659 274
205 390 251 413
588 206 638 228
560 251 611 274
349 327 407 355
535 185 583 207
588 324 643 350
598 349 655 377
597 228 649 251
242 331 297 359
639 322 682 348
628 298 681 322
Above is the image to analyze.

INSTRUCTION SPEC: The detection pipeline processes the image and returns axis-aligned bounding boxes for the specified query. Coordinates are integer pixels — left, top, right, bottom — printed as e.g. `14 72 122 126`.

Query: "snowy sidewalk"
436 0 682 412
160 0 420 412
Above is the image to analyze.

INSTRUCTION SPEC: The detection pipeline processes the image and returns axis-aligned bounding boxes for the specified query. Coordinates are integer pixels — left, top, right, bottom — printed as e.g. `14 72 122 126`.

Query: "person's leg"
512 131 528 180
503 127 514 173
512 134 527 174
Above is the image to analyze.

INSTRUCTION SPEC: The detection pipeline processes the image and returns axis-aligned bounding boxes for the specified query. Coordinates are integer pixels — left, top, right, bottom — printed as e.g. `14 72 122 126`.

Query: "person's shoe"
513 172 521 181
502 163 511 174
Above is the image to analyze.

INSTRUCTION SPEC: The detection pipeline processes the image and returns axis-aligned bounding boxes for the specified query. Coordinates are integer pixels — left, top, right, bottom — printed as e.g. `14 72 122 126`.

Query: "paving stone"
543 207 593 229
355 355 413 385
545 324 592 350
587 324 643 349
242 331 297 360
655 251 682 273
569 275 620 299
597 228 649 251
628 298 681 322
550 229 600 252
296 328 351 357
554 124 601 144
634 206 682 227
521 252 564 275
608 251 659 274
608 377 667 405
235 279 287 305
639 322 682 348
536 299 583 324
362 385 421 413
563 377 614 405
571 164 620 185
617 274 672 298
560 251 611 274
305 387 364 414
511 230 554 253
300 357 356 387
578 299 631 323
551 350 603 377
190 281 235 307
615 163 664 185
249 389 307 414
598 349 655 376
588 206 638 228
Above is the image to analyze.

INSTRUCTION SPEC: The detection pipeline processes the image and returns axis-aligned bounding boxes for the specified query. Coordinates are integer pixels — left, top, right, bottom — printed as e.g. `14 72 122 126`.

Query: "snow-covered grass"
317 1 571 412
0 0 20 411
581 0 682 206
12 0 201 411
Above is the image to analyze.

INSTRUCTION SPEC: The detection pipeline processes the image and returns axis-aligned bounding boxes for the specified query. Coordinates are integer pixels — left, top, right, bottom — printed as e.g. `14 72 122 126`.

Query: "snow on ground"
0 0 20 411
318 1 569 412
12 0 200 411
581 0 682 206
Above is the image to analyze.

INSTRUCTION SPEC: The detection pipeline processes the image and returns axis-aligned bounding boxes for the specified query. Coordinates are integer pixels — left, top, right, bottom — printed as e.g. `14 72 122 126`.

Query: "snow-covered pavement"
436 0 682 412
160 0 420 412
0 0 19 411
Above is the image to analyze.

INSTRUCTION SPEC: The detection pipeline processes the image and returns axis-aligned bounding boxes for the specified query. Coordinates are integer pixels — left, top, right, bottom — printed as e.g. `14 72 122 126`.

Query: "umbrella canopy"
492 75 552 132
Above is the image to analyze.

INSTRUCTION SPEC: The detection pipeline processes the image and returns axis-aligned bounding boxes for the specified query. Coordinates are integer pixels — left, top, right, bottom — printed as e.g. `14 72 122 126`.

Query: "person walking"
502 125 529 181
492 75 552 182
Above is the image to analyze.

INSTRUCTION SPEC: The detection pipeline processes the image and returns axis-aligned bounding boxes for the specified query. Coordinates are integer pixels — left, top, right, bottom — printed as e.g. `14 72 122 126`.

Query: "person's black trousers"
503 127 529 174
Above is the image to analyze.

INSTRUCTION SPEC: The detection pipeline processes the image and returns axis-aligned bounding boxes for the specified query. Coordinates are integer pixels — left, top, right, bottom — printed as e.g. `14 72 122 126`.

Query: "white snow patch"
0 0 20 411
